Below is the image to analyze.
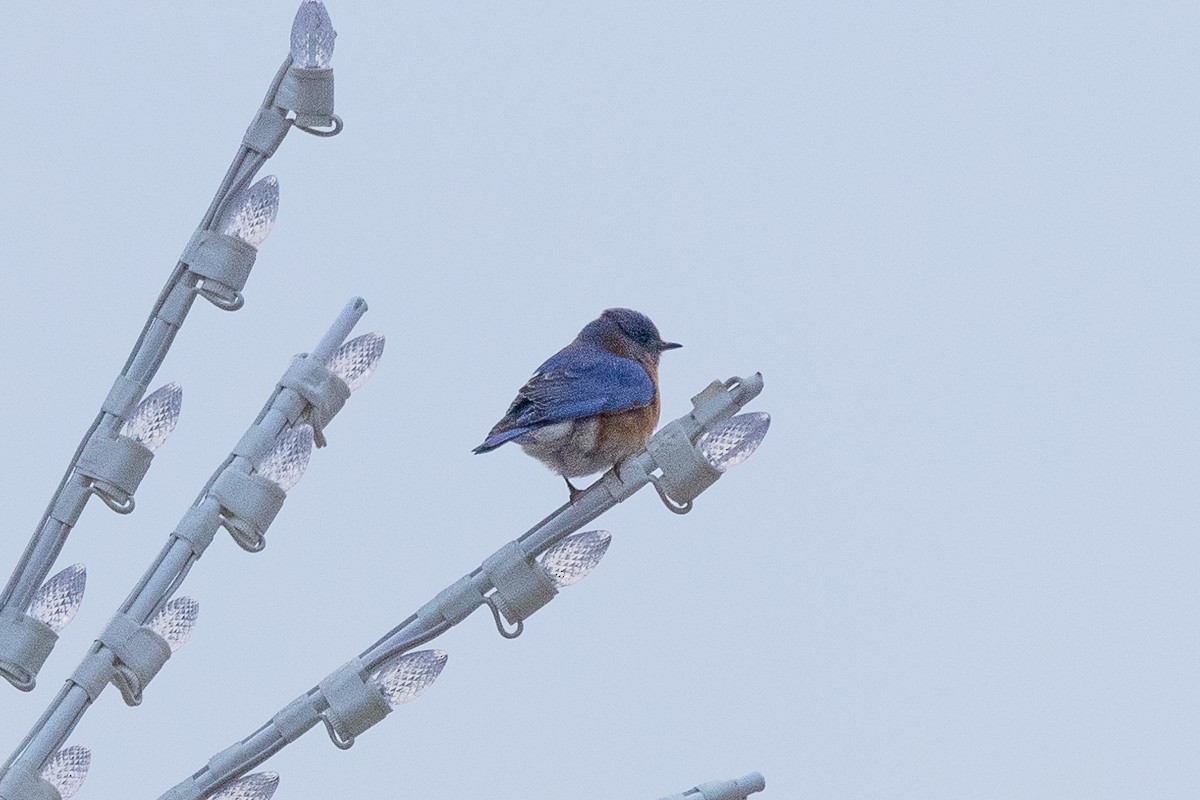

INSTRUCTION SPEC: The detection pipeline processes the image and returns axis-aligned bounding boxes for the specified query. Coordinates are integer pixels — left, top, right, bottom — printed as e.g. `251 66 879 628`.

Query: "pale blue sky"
2 2 1198 798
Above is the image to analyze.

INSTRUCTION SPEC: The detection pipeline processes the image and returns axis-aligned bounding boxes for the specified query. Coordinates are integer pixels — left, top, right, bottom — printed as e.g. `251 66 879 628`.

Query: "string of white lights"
0 299 383 800
0 0 344 693
155 375 770 800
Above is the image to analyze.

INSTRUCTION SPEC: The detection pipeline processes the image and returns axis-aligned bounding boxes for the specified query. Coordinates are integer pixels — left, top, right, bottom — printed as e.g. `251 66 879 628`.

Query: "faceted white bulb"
28 564 87 633
697 412 771 473
207 772 280 800
370 649 448 709
328 332 385 392
39 745 90 800
254 424 314 492
290 0 336 68
148 596 199 653
121 382 183 453
539 530 611 588
222 176 280 248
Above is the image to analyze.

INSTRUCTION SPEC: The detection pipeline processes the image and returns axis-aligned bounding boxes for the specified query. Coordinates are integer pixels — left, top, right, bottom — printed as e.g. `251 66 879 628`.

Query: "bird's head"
580 308 682 362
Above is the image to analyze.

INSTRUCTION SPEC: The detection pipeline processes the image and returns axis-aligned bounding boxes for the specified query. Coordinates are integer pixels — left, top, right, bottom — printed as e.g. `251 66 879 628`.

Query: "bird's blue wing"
473 346 653 452
521 346 654 422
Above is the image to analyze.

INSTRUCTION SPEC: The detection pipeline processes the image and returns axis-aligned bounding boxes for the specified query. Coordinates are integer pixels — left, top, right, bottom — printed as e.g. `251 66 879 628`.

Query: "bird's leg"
564 476 583 503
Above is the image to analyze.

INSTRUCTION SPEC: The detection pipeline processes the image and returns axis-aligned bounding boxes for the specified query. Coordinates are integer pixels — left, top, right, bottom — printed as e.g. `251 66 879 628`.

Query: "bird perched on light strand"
474 308 681 501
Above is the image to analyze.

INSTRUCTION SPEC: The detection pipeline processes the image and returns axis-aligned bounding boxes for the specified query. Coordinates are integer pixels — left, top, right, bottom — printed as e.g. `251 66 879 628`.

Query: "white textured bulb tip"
121 382 183 453
254 424 314 492
698 412 771 472
148 596 199 653
39 745 90 800
208 771 280 800
290 0 336 68
539 530 611 588
328 332 385 392
371 649 448 709
28 564 87 633
222 175 280 249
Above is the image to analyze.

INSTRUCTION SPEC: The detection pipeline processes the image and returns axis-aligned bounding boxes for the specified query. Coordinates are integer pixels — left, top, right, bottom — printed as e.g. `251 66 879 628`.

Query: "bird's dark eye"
607 310 659 348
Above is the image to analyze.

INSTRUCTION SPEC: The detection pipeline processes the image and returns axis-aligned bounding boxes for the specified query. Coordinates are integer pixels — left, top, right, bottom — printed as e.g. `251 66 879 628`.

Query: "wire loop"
485 596 524 639
88 482 136 515
196 285 245 311
320 712 356 750
294 114 343 137
220 516 266 553
649 474 693 515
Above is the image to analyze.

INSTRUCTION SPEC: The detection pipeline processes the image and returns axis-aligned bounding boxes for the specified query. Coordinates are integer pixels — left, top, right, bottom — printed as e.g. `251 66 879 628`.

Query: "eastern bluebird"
474 308 682 500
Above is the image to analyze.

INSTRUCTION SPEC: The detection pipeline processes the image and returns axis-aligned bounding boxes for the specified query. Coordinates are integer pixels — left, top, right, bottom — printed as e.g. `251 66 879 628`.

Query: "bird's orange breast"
595 393 660 461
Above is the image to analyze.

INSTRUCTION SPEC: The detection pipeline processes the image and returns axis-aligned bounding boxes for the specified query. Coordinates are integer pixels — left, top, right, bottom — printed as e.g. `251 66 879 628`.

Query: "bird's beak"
658 341 683 351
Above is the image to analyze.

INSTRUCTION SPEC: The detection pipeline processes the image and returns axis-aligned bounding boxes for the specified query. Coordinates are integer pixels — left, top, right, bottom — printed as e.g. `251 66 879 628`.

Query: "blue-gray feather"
472 343 653 453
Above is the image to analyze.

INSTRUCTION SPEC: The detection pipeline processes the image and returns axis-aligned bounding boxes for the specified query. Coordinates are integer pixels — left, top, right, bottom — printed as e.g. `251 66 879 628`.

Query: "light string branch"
0 0 344 693
156 374 770 800
0 298 383 800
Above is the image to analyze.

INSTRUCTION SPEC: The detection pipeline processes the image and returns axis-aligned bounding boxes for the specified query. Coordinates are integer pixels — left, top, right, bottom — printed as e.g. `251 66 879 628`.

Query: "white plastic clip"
208 468 286 552
182 230 257 310
646 421 722 509
318 659 390 749
99 613 172 706
0 609 57 692
276 66 337 131
76 434 154 513
481 542 558 636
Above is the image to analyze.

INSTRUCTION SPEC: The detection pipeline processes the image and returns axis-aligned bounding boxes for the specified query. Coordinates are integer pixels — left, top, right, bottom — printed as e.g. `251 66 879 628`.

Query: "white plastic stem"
309 298 368 365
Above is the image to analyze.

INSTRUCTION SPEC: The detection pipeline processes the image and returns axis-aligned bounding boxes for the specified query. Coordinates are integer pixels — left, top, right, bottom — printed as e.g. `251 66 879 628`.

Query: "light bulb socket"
275 66 335 129
101 374 149 419
182 230 258 310
70 652 113 703
171 502 223 559
242 108 292 157
272 697 322 744
318 658 391 748
75 433 154 508
0 608 58 692
416 576 486 627
232 425 283 463
97 613 172 707
646 421 722 504
278 355 351 447
481 542 559 625
0 765 60 800
203 746 248 787
208 468 287 552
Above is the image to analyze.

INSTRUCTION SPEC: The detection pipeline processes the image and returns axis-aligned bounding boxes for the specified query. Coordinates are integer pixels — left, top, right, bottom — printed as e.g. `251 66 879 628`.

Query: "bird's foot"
564 477 583 503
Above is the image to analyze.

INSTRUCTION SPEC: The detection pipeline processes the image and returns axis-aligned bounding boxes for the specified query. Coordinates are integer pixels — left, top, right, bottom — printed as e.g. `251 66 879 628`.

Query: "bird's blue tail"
472 426 531 454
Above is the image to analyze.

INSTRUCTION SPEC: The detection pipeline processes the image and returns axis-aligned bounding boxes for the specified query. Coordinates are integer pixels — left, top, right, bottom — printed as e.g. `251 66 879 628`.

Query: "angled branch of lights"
0 0 345 694
154 374 769 800
0 299 384 800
